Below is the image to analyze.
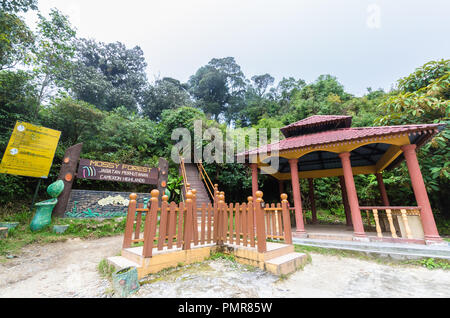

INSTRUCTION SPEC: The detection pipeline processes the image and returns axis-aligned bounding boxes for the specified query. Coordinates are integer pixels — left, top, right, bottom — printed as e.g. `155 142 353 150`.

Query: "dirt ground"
0 235 449 298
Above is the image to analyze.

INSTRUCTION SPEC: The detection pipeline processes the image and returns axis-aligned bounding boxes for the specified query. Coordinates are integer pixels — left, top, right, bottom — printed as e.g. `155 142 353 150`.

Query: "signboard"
0 121 61 178
77 159 158 184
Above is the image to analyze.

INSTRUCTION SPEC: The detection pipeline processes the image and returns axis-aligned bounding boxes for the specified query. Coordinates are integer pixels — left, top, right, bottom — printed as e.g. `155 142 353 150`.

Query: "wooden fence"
359 206 421 239
122 189 293 257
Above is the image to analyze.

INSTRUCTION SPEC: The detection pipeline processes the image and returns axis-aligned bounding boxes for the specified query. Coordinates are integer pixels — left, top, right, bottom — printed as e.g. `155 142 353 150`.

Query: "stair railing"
179 156 189 202
196 160 216 202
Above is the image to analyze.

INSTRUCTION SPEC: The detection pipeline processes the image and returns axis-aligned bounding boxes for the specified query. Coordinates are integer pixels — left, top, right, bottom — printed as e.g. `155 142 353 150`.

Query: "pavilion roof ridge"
238 122 445 157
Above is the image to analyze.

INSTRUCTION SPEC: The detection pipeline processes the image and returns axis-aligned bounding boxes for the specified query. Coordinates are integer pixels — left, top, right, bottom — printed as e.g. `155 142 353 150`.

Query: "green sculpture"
30 180 64 232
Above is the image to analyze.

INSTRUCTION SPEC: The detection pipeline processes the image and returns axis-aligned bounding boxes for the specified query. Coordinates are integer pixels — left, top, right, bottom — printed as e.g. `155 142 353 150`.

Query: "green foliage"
66 38 148 113
97 258 116 280
418 258 450 270
208 251 236 262
0 209 127 257
166 174 183 202
142 77 192 120
32 8 76 106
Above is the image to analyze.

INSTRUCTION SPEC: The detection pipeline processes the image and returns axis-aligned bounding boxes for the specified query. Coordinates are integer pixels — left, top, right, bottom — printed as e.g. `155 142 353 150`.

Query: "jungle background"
0 1 449 233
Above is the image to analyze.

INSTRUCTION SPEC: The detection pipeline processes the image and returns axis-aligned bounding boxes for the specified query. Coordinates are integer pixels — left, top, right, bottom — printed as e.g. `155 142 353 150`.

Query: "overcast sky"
26 0 450 96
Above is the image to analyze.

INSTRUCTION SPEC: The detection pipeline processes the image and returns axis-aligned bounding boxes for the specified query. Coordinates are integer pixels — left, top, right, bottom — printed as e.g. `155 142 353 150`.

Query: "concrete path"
0 236 449 298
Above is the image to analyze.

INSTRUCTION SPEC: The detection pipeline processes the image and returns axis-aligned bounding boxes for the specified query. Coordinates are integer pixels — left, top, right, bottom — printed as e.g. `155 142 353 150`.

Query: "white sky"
26 0 450 96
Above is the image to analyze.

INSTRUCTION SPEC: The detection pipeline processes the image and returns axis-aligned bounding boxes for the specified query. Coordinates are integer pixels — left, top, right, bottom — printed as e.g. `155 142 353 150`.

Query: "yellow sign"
0 121 61 178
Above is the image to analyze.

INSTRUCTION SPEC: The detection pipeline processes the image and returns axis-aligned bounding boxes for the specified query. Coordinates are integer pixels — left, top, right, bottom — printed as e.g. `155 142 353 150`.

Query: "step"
107 256 141 270
264 242 295 261
292 238 450 260
265 252 308 276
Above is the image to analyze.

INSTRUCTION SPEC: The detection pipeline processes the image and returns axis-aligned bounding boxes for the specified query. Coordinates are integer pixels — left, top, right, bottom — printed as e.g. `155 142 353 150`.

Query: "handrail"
197 164 215 201
198 161 215 193
179 156 188 202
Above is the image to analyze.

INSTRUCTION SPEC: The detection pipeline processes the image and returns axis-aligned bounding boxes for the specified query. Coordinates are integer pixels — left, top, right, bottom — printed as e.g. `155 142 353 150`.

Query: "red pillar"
278 180 284 196
339 176 352 227
308 178 317 224
250 163 258 226
289 159 306 234
401 144 442 243
375 172 390 206
250 163 258 199
339 152 366 238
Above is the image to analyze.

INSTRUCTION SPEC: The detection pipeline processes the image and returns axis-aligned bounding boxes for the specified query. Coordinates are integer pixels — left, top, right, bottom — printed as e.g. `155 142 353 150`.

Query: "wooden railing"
359 206 421 239
122 188 293 256
263 194 292 244
196 160 216 202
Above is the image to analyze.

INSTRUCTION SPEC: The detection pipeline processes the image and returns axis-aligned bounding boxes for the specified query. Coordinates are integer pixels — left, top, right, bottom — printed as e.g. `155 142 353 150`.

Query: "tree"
39 97 105 145
142 77 192 120
66 38 148 113
0 70 38 148
188 57 246 122
376 59 450 218
32 8 76 110
0 0 36 69
251 73 274 98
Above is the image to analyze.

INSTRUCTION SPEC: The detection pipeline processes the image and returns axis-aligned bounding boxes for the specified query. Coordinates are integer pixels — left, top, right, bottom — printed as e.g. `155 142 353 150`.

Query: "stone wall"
64 190 151 218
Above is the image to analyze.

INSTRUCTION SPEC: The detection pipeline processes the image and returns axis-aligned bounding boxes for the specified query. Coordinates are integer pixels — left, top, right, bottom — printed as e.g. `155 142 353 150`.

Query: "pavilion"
240 115 446 245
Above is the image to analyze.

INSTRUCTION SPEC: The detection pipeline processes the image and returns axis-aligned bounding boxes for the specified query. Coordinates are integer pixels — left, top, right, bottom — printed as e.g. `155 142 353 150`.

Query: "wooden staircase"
180 163 212 213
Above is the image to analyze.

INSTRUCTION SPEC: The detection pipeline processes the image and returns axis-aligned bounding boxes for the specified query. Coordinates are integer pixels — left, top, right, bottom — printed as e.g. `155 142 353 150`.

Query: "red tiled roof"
281 115 352 130
242 123 444 156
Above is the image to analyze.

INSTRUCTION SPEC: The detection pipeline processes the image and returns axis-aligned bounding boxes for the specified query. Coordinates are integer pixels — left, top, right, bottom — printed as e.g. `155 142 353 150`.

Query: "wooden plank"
213 200 218 243
143 194 159 257
247 201 255 247
276 203 282 236
183 199 193 250
271 203 276 237
235 203 241 246
229 203 234 244
192 198 199 246
167 202 177 249
157 198 169 250
207 203 212 244
200 203 206 245
122 194 137 248
134 203 143 240
177 202 184 248
242 203 248 246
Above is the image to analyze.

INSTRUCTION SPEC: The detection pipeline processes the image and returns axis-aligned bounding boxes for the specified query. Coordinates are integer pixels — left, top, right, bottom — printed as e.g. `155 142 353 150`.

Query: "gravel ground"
0 235 449 298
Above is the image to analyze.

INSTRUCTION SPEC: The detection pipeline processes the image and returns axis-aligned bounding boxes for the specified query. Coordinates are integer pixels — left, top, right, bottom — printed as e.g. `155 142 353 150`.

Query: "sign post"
0 121 61 178
0 121 61 210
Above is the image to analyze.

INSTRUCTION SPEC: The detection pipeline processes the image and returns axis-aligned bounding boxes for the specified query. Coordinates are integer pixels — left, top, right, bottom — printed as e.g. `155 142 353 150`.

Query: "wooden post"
248 197 255 247
217 193 225 245
191 189 199 246
157 195 169 250
255 191 267 253
157 157 169 203
53 143 83 217
167 202 177 249
143 190 160 257
281 193 293 244
183 191 194 250
122 193 137 248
